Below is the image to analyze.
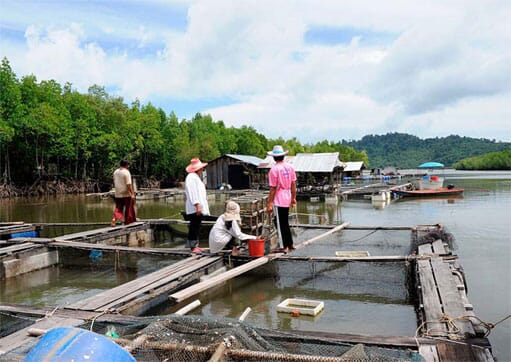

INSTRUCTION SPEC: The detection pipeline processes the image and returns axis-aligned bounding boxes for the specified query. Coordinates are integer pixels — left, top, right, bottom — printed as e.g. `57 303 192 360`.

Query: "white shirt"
209 215 256 253
113 168 132 198
184 172 210 215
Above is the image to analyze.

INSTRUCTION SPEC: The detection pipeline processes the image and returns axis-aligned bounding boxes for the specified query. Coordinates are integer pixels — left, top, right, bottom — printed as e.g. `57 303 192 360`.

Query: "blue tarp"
11 230 38 238
418 162 444 168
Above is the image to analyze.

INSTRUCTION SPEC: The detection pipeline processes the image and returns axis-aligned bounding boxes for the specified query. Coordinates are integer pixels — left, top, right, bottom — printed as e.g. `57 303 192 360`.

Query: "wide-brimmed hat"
224 201 241 221
186 158 208 173
267 145 289 157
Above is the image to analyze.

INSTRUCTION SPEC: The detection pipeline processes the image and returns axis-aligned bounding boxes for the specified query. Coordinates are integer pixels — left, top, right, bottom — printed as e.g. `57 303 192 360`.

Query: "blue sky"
1 0 510 142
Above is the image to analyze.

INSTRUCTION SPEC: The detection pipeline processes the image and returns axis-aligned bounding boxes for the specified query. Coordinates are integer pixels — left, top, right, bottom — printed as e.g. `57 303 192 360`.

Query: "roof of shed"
224 154 264 166
259 152 343 172
343 161 366 172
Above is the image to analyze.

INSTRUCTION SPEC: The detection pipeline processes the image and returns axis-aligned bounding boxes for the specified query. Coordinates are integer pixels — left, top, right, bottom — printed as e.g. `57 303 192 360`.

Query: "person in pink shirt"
266 145 297 252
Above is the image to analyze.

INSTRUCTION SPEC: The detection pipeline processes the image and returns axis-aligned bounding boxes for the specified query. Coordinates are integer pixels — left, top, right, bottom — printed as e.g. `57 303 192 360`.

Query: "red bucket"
248 239 265 257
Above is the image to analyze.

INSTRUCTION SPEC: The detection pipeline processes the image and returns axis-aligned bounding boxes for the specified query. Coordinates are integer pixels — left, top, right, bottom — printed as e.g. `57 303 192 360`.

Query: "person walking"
266 145 297 252
209 201 257 255
111 159 136 226
184 157 210 253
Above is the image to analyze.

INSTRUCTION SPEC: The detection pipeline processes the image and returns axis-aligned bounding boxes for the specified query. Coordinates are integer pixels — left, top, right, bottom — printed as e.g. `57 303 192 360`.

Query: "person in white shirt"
184 157 210 253
111 159 136 226
209 201 256 255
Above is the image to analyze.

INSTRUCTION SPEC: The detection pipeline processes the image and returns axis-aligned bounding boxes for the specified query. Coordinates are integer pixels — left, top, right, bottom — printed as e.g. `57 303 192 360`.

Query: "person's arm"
267 186 276 214
291 180 296 206
127 183 135 199
187 175 203 215
230 221 256 240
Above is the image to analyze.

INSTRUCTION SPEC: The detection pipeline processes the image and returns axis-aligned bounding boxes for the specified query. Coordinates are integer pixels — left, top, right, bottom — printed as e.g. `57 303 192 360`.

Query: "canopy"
418 162 444 168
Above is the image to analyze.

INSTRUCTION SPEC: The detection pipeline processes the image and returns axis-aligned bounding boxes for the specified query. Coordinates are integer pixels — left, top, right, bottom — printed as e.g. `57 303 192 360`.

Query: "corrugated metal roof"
259 153 342 172
225 154 264 166
293 152 342 172
343 161 365 172
258 155 295 169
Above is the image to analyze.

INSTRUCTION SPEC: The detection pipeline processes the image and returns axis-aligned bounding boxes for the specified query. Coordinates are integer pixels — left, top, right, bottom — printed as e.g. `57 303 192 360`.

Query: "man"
111 159 136 226
184 157 210 253
266 145 297 252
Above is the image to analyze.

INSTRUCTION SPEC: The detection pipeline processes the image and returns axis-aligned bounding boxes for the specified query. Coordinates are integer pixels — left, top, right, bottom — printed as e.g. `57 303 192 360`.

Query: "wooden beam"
170 257 269 303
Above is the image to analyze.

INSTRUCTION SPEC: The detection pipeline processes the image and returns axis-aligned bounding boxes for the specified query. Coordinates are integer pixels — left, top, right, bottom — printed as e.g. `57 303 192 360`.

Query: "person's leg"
225 237 239 255
276 206 293 250
124 197 136 225
112 198 124 226
186 213 202 251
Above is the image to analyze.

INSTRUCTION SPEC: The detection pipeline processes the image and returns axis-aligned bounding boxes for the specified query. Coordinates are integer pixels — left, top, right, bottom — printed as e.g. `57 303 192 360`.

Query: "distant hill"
342 133 511 168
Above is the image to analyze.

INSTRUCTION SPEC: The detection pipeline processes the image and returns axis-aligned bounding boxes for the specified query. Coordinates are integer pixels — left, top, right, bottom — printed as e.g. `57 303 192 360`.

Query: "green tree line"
0 58 368 187
453 150 511 170
344 133 511 169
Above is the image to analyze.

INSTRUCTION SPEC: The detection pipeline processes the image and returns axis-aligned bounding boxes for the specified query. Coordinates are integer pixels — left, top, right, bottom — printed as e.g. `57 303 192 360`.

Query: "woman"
209 201 256 255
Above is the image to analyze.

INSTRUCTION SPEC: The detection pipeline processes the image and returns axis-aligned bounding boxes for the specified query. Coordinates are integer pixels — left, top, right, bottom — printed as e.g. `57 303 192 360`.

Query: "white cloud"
1 0 510 142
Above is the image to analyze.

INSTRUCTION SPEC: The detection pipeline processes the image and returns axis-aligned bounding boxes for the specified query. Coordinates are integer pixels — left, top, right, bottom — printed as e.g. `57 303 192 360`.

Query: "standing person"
266 145 297 252
184 157 210 253
209 201 257 255
111 159 136 226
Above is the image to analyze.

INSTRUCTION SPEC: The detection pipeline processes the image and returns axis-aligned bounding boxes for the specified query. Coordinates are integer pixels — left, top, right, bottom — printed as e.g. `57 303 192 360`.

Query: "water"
0 171 510 360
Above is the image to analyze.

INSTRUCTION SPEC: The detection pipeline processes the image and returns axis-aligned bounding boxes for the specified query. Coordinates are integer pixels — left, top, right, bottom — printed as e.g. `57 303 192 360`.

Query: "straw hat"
186 157 208 173
267 145 289 157
224 201 241 221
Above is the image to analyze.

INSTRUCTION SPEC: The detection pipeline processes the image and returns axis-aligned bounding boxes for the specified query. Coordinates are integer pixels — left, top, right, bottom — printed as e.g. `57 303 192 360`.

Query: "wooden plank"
418 243 434 255
430 257 475 337
68 255 217 310
0 243 40 256
276 255 411 262
170 257 269 303
56 221 146 241
432 239 447 254
417 259 447 336
436 342 475 362
95 256 222 312
37 239 199 256
419 345 439 362
0 316 82 355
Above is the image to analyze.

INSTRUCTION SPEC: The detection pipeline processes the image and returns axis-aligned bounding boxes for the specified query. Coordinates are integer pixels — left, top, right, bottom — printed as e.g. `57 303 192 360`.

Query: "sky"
1 0 510 143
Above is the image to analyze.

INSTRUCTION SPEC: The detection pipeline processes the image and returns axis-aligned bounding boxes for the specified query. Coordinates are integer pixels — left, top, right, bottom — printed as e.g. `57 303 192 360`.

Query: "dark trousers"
274 206 293 249
113 197 136 225
186 213 202 248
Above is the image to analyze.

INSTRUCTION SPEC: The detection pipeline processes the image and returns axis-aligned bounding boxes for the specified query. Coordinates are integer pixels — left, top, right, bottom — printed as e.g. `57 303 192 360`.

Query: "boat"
394 186 464 198
416 175 444 190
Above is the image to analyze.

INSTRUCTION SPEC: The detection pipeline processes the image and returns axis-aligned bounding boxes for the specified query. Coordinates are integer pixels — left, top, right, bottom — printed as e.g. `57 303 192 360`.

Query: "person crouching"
209 201 256 256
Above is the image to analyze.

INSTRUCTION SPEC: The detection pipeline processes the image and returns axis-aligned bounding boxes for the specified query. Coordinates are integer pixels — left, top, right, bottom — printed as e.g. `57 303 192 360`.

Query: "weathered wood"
294 222 350 250
69 256 221 311
0 242 40 256
170 257 269 303
417 259 447 336
418 243 434 255
436 342 475 362
430 257 475 337
432 239 447 254
56 221 147 241
35 239 200 256
419 344 439 362
0 316 82 355
276 255 412 262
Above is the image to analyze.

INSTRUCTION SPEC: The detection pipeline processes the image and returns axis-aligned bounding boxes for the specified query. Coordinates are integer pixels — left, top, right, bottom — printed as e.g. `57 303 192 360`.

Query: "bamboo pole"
293 222 350 251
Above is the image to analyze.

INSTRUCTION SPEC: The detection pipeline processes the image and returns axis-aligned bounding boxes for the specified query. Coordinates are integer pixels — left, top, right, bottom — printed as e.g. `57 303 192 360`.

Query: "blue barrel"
25 327 136 362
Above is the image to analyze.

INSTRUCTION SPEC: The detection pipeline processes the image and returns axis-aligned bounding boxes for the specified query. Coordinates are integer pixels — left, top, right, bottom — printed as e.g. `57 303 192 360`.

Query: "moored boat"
394 186 464 197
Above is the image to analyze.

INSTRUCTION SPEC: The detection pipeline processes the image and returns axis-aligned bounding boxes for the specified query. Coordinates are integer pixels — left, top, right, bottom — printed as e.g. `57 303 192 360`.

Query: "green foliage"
453 150 511 170
8 57 508 186
344 133 511 168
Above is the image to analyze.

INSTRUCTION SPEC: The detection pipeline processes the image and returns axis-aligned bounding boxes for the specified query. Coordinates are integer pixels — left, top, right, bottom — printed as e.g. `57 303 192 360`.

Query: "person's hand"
196 204 202 215
291 198 297 206
267 203 273 214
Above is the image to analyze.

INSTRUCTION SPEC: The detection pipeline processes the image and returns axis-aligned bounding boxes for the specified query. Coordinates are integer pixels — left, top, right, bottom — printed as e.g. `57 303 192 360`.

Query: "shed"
206 154 264 190
343 161 367 178
259 152 344 195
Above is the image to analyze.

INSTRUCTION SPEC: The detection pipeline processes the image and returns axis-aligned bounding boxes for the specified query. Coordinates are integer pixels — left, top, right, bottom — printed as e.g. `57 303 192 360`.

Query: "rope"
416 312 511 340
